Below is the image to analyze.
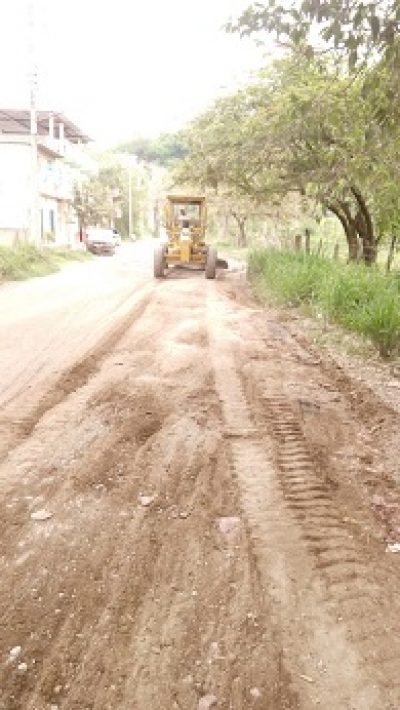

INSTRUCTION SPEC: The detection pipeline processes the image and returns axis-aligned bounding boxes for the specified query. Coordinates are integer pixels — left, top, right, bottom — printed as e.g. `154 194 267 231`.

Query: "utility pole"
28 0 40 244
128 161 133 238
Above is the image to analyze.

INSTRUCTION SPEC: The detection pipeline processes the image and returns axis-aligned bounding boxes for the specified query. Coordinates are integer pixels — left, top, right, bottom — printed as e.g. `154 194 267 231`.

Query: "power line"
27 0 40 243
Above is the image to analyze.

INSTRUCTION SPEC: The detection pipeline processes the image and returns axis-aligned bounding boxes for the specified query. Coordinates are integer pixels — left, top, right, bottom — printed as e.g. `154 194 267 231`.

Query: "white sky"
0 0 267 145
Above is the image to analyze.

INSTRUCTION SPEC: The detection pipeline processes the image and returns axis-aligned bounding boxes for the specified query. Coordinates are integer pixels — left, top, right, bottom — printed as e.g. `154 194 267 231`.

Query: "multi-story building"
0 109 91 245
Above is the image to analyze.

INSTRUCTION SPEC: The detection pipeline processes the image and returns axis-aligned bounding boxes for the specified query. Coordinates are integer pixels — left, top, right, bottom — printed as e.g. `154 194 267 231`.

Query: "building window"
49 209 55 234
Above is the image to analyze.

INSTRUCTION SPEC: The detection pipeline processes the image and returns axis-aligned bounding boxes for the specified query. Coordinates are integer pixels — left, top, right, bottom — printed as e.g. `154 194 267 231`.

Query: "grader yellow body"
154 195 218 279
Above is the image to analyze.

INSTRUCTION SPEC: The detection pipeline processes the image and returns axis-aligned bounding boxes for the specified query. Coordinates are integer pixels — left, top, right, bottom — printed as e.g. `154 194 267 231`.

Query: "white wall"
0 143 30 230
0 139 89 246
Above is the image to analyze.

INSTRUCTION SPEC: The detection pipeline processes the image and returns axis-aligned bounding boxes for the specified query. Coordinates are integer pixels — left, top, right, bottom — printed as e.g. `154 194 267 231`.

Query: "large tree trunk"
325 189 377 265
348 231 359 261
351 186 377 265
339 201 359 262
325 201 358 261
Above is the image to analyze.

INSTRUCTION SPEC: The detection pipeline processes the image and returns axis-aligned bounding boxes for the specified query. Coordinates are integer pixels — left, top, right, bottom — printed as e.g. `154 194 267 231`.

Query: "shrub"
0 244 90 282
248 247 400 357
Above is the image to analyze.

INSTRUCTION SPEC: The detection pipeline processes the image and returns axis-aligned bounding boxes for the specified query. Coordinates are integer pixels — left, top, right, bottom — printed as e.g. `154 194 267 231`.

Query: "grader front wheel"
154 246 165 278
205 248 217 279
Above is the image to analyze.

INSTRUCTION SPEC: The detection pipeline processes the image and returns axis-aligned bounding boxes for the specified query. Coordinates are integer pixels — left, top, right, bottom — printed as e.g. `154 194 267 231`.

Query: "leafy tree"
172 96 267 246
73 173 120 231
228 0 400 67
173 92 304 248
174 55 400 263
73 158 156 237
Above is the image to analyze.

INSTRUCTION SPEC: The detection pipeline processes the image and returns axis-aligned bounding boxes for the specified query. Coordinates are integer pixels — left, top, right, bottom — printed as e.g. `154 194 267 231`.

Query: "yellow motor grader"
154 195 225 279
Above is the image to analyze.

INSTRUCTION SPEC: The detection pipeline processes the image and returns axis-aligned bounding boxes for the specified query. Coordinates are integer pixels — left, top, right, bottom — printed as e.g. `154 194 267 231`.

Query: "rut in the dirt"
208 288 400 709
0 284 154 464
0 275 298 710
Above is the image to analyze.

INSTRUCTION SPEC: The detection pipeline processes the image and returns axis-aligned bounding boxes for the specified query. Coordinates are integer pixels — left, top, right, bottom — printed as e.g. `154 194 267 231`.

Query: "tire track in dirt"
234 309 400 701
0 276 299 710
228 294 400 705
279 323 400 544
207 290 385 710
0 283 154 465
257 395 400 694
0 284 144 410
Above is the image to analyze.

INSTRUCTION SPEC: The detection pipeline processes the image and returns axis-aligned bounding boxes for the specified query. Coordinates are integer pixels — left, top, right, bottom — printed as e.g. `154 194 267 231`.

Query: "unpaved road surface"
1 242 400 709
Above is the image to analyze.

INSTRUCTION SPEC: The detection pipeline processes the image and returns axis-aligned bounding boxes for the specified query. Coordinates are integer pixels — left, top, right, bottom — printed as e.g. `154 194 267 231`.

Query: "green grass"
248 247 400 358
0 244 91 283
248 249 332 307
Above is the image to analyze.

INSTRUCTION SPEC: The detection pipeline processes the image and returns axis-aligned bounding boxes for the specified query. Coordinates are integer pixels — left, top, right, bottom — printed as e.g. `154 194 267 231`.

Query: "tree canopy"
228 0 400 67
173 53 400 263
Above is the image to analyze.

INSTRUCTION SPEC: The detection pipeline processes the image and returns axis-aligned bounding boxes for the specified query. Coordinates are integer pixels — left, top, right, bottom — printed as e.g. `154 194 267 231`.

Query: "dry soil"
0 242 399 710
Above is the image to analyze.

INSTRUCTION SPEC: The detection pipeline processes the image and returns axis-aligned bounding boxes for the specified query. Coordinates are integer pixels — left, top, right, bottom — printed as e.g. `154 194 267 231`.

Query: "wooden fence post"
294 234 302 251
333 242 339 261
386 235 397 274
357 238 363 262
305 229 311 254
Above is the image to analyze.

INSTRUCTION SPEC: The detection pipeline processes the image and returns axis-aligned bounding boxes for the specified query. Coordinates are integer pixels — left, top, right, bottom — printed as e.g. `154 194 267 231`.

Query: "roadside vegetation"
167 2 400 253
160 0 400 360
78 4 400 259
248 248 400 358
0 244 91 284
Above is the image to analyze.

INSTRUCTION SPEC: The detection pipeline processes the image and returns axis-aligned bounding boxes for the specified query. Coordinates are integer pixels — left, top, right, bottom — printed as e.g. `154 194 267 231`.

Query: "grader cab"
154 195 219 279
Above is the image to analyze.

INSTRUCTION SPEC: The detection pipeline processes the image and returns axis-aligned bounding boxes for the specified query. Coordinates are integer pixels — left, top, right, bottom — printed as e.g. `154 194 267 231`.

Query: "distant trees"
73 170 121 232
73 157 157 237
117 132 186 167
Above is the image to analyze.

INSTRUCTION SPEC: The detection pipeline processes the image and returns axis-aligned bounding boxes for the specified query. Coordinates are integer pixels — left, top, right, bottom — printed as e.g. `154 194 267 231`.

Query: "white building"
0 110 90 246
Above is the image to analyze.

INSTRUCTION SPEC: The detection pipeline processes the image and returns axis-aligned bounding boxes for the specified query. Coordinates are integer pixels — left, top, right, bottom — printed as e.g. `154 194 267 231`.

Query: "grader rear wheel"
154 246 166 278
205 248 217 279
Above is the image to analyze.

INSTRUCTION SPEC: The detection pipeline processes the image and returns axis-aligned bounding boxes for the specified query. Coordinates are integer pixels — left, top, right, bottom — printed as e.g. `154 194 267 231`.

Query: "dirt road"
1 242 400 709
